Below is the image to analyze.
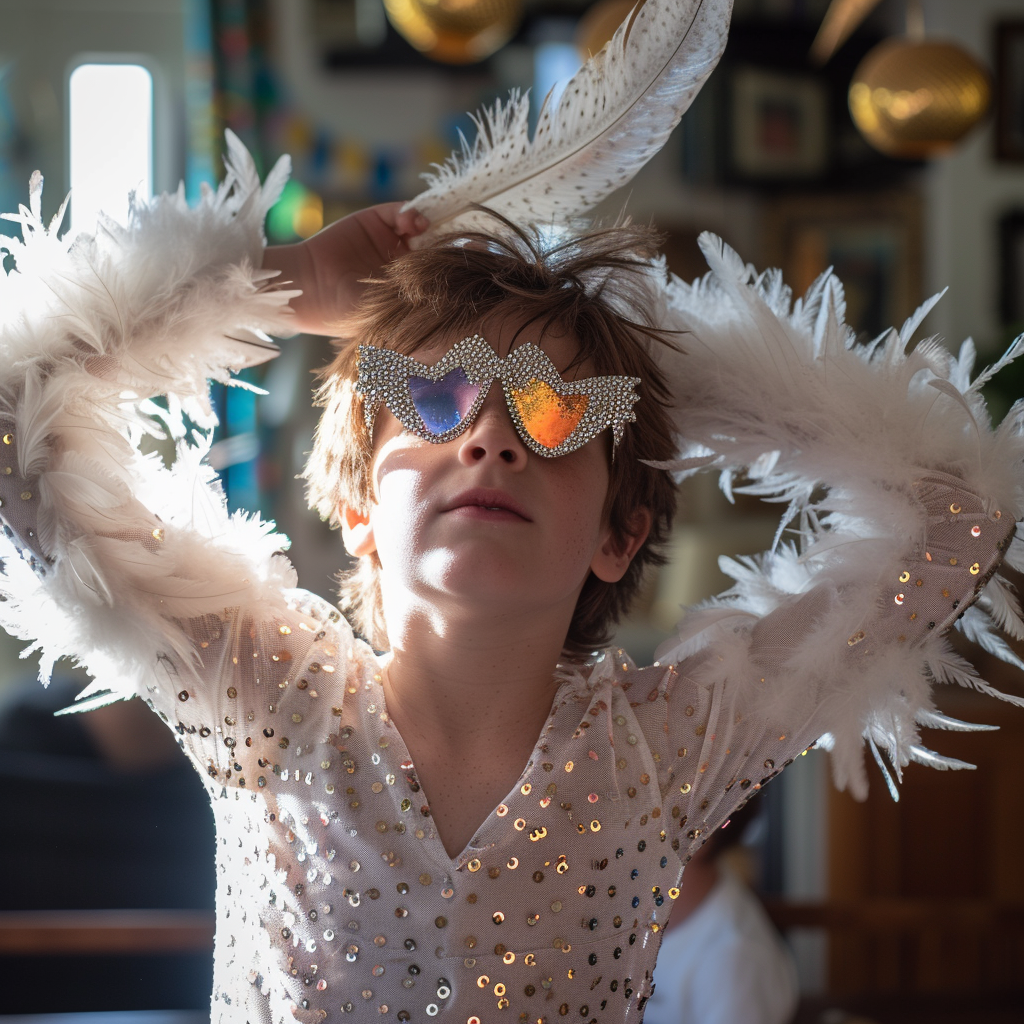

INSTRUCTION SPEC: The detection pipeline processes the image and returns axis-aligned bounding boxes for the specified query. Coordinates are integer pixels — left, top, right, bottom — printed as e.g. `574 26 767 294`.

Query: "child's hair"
304 217 679 656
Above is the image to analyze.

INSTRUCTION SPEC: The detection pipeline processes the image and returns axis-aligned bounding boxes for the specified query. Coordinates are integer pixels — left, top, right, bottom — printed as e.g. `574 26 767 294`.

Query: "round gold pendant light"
384 0 522 64
848 38 991 158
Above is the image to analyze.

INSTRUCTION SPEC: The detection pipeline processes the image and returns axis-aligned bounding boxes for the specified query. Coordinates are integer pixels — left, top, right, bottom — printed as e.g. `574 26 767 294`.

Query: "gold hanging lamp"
844 0 991 158
383 0 523 64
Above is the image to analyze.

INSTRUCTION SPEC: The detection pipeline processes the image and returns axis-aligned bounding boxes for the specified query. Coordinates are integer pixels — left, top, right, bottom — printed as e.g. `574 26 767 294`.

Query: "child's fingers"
377 203 430 239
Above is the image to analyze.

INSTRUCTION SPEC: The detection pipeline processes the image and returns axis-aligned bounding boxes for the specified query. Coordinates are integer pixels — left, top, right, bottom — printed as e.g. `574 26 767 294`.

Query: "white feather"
407 0 732 239
977 573 1024 641
957 606 1024 672
907 744 975 771
915 708 999 732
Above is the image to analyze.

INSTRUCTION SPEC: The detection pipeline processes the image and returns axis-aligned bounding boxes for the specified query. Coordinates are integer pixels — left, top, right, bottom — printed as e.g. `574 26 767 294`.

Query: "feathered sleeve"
0 132 357 780
631 234 1024 820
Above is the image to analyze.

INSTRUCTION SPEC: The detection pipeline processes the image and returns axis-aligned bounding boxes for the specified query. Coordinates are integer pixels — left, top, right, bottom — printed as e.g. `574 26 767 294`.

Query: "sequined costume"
3 117 1024 1024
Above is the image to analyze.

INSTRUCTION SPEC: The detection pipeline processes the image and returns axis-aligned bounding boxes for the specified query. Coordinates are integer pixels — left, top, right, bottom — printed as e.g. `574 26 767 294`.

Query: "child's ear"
590 508 652 583
340 506 376 557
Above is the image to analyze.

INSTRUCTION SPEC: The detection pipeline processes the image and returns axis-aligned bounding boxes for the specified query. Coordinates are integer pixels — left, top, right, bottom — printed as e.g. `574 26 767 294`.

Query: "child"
1 1 1022 1022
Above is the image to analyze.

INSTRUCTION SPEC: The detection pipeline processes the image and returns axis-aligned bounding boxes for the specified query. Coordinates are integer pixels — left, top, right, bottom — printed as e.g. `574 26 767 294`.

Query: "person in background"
645 799 799 1024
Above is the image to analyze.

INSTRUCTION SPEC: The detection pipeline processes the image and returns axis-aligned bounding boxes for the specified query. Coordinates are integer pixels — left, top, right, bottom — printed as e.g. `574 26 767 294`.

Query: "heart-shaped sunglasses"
356 335 641 458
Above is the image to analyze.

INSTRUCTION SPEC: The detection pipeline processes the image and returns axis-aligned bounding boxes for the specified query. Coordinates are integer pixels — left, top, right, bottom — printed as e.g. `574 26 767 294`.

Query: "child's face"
343 319 643 630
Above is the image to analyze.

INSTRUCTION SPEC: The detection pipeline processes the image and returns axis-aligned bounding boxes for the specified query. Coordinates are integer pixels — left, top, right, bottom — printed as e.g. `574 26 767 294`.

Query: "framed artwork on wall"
729 65 830 181
761 192 923 341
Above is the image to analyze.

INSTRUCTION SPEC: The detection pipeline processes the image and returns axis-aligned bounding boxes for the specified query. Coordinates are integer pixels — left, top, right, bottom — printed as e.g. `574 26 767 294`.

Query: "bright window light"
69 63 153 235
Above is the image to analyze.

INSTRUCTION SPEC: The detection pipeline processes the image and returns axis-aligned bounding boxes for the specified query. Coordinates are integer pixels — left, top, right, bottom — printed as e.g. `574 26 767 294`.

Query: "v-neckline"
370 659 589 869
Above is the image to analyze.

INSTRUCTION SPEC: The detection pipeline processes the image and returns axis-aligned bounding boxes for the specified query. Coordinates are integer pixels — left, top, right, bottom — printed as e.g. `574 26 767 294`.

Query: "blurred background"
0 0 1023 1021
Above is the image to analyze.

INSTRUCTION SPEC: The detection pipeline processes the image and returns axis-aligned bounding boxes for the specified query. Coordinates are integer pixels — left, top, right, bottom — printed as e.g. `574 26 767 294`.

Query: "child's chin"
427 555 554 604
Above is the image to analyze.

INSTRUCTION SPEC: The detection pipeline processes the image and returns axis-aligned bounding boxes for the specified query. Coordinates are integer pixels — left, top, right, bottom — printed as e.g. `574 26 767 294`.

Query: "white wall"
0 0 185 211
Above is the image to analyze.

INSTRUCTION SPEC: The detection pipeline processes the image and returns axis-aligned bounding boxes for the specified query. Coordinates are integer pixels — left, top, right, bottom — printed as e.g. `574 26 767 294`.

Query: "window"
69 63 153 235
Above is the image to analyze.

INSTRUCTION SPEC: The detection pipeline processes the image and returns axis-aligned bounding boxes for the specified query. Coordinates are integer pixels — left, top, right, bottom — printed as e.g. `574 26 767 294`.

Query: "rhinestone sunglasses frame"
355 335 641 458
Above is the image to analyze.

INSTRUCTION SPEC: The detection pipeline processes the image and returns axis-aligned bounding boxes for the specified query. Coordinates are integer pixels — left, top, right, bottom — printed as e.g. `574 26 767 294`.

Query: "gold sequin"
950 503 961 514
899 571 910 583
970 562 981 575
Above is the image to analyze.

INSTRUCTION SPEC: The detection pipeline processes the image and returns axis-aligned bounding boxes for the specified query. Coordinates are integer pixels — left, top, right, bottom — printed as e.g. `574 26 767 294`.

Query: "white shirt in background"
644 869 799 1024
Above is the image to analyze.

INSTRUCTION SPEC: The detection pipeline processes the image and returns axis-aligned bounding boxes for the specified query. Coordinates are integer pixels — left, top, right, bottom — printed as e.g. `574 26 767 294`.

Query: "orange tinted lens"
511 379 589 449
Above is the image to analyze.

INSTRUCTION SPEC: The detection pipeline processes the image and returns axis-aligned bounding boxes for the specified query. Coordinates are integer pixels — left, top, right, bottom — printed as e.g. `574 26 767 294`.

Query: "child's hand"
263 203 429 336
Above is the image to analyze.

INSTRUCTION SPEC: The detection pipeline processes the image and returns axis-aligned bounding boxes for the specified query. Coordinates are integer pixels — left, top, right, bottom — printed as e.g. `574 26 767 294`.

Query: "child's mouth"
445 489 532 521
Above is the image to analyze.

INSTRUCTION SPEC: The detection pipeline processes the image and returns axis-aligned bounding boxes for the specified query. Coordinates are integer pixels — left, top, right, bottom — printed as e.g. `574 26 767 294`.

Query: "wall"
923 0 1024 354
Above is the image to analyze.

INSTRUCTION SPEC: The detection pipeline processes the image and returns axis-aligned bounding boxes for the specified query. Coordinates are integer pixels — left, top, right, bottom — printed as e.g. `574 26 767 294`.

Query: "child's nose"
457 385 526 467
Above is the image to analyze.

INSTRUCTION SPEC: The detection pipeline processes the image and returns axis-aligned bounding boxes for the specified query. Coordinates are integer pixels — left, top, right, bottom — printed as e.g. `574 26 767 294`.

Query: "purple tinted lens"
409 367 482 436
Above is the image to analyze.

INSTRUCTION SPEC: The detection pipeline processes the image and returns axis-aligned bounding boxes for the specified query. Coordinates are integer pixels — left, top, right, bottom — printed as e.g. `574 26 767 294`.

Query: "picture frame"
761 193 923 341
995 21 1024 163
728 65 830 182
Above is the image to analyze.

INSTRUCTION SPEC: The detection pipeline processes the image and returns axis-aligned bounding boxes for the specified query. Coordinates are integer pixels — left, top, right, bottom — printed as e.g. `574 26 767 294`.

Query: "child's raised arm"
0 136 378 767
623 234 1024 858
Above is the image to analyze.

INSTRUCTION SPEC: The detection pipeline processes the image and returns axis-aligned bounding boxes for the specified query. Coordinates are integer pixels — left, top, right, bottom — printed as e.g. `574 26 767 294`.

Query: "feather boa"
651 234 1024 798
0 131 300 704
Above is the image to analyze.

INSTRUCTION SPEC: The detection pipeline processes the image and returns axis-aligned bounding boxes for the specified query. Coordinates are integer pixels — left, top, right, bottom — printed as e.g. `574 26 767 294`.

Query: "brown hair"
304 217 679 655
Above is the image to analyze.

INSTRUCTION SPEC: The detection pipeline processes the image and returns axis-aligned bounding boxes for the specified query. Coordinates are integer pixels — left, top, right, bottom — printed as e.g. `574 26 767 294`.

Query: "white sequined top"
148 591 821 1024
